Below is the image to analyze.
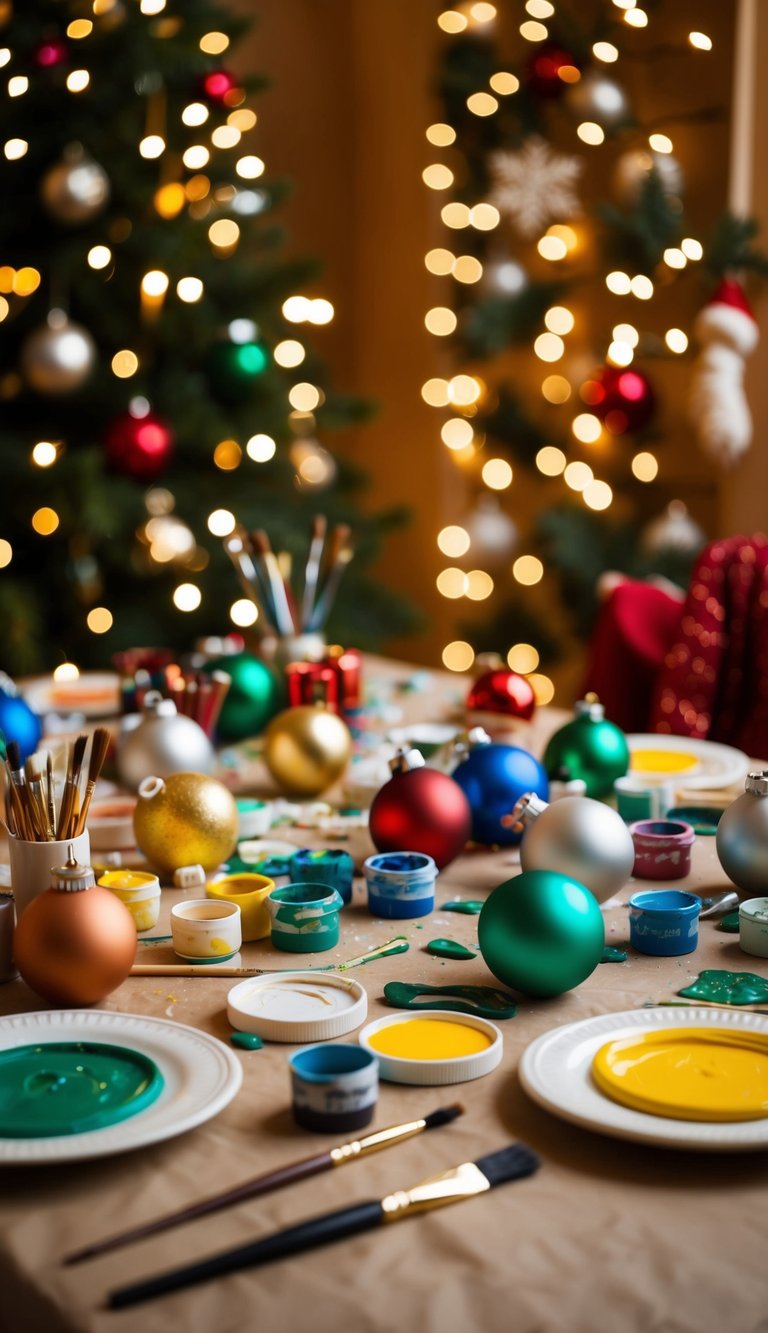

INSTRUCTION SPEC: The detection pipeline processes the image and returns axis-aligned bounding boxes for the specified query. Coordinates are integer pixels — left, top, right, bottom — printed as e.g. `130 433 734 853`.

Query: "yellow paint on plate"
367 1018 492 1061
630 748 700 775
592 1028 768 1122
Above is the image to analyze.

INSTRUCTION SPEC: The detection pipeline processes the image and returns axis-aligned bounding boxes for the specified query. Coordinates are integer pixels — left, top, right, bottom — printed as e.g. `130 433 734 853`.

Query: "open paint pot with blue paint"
266 882 344 953
629 819 695 880
363 851 437 919
290 848 355 905
289 1043 378 1132
629 889 701 957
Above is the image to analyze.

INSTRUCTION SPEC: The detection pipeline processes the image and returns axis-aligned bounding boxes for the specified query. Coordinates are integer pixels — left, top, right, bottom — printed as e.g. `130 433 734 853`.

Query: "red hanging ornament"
466 669 536 724
369 751 471 870
526 43 580 99
104 410 174 480
201 69 238 104
34 37 69 68
582 365 656 435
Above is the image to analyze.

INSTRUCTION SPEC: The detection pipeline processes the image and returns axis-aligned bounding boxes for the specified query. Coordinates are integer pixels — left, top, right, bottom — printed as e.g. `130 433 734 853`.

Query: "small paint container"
289 1043 379 1132
290 848 355 905
235 798 272 840
738 897 768 958
629 819 696 880
266 882 344 953
614 776 675 824
206 872 275 942
227 972 367 1042
235 839 298 886
363 851 437 919
359 1011 502 1085
86 797 138 851
628 889 701 957
170 898 242 962
98 870 161 933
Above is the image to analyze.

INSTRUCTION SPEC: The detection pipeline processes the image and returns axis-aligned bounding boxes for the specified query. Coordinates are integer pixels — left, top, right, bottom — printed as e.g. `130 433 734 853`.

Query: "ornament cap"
142 690 177 718
509 791 550 832
453 727 492 762
138 775 166 801
389 747 426 775
0 672 18 697
51 853 96 893
575 695 604 721
745 770 768 796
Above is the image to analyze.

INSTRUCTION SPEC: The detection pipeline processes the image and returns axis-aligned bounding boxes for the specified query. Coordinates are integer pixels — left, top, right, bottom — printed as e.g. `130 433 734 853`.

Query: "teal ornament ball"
208 339 269 405
478 869 605 997
543 698 628 799
203 653 284 742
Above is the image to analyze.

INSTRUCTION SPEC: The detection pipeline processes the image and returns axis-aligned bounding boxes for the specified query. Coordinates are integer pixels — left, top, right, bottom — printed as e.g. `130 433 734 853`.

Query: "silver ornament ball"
461 495 517 567
116 694 215 791
517 792 635 903
41 147 110 225
716 772 768 895
566 72 630 128
20 311 96 394
613 149 684 207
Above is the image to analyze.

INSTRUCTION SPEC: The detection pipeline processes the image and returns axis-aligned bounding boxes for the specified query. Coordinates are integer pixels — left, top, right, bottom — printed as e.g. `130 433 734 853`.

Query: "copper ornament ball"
14 886 136 1007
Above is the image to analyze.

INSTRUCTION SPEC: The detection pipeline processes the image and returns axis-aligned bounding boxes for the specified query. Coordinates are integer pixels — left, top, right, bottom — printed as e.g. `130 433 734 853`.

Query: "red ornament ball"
583 365 656 435
466 669 536 722
104 410 174 480
34 38 69 68
526 43 580 98
369 767 471 870
201 69 238 103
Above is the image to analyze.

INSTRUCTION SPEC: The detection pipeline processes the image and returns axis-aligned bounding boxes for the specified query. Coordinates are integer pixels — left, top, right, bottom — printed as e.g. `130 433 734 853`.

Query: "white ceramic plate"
20 672 121 719
626 734 749 789
519 1007 768 1152
0 1010 242 1164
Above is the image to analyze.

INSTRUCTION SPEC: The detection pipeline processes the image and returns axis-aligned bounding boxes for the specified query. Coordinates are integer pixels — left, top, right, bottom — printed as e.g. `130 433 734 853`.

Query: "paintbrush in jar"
252 529 296 635
6 741 32 840
24 753 53 839
75 728 111 836
308 523 353 631
300 514 327 630
56 734 87 840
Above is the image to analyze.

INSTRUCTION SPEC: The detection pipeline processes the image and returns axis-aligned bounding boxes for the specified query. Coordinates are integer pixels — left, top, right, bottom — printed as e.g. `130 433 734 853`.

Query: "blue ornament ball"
0 688 41 763
452 743 548 845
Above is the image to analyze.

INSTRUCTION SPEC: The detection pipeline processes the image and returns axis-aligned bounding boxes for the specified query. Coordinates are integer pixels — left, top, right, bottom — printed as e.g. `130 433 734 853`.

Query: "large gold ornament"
263 705 352 797
133 771 238 877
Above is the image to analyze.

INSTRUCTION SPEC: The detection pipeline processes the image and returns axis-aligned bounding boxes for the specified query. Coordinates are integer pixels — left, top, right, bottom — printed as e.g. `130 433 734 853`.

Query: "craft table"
0 658 766 1333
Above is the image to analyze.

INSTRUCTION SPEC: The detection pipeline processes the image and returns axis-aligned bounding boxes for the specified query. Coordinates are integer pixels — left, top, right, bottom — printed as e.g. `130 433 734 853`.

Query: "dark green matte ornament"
478 869 605 998
202 652 284 742
542 697 629 799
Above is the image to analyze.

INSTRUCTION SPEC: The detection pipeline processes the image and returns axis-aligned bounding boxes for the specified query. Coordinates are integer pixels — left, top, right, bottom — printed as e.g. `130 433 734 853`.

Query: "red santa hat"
695 277 758 354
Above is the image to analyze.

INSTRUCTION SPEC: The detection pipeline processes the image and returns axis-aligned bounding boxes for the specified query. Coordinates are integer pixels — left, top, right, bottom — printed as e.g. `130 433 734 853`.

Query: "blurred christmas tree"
424 1 767 697
0 0 417 676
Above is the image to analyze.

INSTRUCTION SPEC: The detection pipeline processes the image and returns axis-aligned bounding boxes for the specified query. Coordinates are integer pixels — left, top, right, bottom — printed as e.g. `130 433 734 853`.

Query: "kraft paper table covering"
0 661 766 1333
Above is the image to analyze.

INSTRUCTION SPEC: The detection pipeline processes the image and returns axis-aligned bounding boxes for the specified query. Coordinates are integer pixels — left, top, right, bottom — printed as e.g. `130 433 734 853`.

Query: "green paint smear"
384 980 517 1019
678 969 768 1005
717 912 741 933
230 1033 264 1050
442 900 484 915
600 946 628 963
426 938 477 960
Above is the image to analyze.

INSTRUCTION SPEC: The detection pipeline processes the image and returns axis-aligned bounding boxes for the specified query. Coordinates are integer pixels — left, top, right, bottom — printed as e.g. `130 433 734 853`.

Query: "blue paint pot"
266 882 344 953
291 848 355 905
629 889 701 957
363 852 437 919
289 1043 379 1132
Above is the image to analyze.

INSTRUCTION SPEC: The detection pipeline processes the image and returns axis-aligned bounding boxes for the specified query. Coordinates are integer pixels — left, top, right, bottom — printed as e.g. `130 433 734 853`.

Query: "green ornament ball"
207 339 269 405
478 869 605 998
203 653 284 742
543 698 629 799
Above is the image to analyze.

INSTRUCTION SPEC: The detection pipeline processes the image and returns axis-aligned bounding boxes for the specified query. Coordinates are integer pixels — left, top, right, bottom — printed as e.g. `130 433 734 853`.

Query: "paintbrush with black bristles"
107 1143 540 1308
56 734 87 840
75 727 111 836
65 1104 465 1265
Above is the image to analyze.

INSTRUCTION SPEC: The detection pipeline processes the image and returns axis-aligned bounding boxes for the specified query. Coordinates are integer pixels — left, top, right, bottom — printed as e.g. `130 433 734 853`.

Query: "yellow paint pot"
97 870 161 933
359 1011 502 1085
592 1027 768 1122
206 872 275 942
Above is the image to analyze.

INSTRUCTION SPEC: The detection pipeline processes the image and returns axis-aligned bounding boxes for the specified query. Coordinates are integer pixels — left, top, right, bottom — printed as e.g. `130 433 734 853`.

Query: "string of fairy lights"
423 0 714 698
0 0 336 668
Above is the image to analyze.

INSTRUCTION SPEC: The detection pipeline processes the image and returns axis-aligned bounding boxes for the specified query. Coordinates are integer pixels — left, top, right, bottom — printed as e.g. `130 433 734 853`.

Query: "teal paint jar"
290 848 355 905
266 882 344 954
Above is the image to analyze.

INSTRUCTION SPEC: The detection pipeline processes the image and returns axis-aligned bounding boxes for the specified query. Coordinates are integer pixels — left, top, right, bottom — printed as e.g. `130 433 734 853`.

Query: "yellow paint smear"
368 1018 492 1060
630 748 699 775
592 1028 768 1122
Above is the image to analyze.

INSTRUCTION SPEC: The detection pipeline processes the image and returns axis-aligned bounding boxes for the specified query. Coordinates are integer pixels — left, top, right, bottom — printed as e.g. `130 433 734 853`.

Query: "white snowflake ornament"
488 136 583 238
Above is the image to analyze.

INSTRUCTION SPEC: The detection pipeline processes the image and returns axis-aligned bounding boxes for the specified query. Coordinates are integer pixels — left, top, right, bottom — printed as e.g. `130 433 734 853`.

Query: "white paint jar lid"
227 971 367 1043
739 897 768 958
358 1010 503 1085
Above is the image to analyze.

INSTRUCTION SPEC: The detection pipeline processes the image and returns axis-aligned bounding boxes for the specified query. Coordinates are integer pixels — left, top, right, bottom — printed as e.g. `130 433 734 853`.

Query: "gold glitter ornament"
133 772 238 877
263 705 352 797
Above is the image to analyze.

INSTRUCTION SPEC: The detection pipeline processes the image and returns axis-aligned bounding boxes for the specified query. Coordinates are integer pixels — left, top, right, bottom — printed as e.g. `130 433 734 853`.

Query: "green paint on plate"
426 938 477 960
383 980 516 1019
600 946 628 963
0 1041 163 1139
678 969 768 1006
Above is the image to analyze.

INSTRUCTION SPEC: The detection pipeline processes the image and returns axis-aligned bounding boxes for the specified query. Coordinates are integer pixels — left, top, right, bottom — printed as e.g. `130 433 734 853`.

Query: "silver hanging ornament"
640 500 706 556
461 495 517 567
514 791 635 903
565 72 631 129
40 143 110 225
20 309 96 394
716 772 768 895
116 691 215 791
612 149 684 207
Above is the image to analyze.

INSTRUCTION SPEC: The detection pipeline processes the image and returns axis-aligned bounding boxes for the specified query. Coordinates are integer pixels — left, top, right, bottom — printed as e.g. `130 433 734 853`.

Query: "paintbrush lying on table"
65 1104 464 1265
107 1142 540 1309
